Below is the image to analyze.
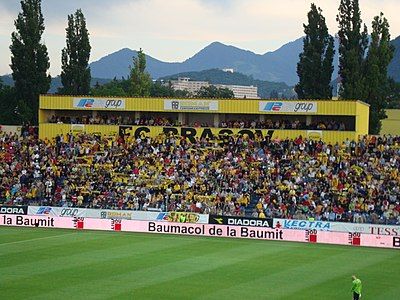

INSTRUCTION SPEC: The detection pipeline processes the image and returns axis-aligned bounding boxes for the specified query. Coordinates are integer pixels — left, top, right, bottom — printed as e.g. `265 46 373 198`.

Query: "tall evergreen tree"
0 79 18 125
295 4 335 99
60 9 91 95
363 13 394 134
130 49 152 97
336 0 368 99
10 0 51 124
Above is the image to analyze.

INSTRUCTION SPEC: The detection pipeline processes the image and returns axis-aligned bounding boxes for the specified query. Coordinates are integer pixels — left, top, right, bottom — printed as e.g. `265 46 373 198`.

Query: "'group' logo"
263 102 282 111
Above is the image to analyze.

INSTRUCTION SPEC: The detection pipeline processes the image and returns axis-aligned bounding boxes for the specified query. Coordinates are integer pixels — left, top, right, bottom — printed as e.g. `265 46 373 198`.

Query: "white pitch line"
0 232 76 246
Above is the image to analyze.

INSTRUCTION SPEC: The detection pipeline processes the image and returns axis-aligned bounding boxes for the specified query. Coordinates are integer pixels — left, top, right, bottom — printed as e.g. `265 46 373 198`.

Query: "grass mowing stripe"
0 231 113 258
0 232 76 246
130 242 350 300
26 237 296 300
1 232 207 281
0 227 73 237
0 227 399 300
286 255 400 300
197 247 399 300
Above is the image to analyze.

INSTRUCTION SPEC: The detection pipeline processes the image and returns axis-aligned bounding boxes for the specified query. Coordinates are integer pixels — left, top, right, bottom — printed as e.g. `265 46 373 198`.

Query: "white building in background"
169 77 209 94
169 77 259 99
214 84 259 99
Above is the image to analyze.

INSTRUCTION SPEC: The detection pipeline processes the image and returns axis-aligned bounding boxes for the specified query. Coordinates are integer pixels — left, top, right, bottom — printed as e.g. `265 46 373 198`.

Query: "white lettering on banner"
227 218 270 227
164 100 219 111
273 218 400 236
0 207 25 214
259 101 317 113
0 215 398 249
73 98 126 110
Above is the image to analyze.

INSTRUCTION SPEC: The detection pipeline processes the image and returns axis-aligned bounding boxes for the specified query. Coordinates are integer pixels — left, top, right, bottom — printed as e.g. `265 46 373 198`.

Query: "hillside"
0 75 14 86
160 69 295 99
89 38 312 85
89 37 343 85
388 36 400 82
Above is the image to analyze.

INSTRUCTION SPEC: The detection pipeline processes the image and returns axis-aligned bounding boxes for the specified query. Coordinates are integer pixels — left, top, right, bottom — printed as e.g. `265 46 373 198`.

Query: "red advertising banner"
1 214 399 249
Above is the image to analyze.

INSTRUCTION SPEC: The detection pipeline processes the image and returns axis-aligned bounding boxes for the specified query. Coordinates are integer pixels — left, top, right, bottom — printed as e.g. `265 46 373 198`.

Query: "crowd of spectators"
49 115 348 131
0 130 399 225
49 115 177 127
220 119 346 131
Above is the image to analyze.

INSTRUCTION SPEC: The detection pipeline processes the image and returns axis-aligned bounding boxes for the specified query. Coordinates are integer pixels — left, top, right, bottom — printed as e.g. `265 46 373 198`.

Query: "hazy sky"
0 0 399 75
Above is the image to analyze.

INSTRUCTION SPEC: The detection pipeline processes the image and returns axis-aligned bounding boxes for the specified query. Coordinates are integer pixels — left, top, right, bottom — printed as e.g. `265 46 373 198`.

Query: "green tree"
387 78 400 109
196 86 234 98
130 48 152 96
91 78 128 97
270 90 279 99
150 81 176 97
363 13 394 134
336 0 368 99
10 0 51 124
295 4 335 99
173 89 191 98
0 79 18 125
60 9 91 95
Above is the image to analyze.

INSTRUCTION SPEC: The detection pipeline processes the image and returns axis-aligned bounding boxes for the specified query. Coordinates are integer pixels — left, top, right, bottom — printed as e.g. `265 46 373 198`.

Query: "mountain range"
388 35 400 82
2 35 399 88
89 35 399 85
90 37 319 85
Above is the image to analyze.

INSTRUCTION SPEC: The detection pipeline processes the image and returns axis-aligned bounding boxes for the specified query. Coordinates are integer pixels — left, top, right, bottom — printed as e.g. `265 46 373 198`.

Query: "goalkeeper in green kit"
351 275 362 300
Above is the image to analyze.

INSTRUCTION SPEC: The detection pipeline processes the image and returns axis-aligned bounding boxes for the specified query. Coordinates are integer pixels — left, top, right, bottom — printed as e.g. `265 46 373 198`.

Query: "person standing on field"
351 275 362 300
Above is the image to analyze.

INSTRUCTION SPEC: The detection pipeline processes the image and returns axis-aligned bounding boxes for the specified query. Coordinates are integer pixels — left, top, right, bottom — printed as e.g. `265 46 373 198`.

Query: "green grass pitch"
1 227 399 299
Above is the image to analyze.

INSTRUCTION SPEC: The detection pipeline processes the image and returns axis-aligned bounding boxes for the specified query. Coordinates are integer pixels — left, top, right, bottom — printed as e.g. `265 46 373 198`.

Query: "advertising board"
273 218 400 236
1 214 398 249
0 205 27 215
209 215 273 228
259 101 317 113
164 100 218 111
73 98 125 110
28 206 209 223
28 206 87 218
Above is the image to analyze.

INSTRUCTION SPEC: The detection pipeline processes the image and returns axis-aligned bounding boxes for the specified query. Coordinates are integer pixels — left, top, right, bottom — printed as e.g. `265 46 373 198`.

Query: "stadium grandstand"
0 95 398 225
39 95 369 143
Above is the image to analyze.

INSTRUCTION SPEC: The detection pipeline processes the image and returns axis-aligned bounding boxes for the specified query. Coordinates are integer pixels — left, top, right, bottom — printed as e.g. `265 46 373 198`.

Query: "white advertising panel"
164 100 218 111
73 98 125 109
28 206 209 224
1 214 398 249
259 101 317 113
273 218 400 236
28 206 87 218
